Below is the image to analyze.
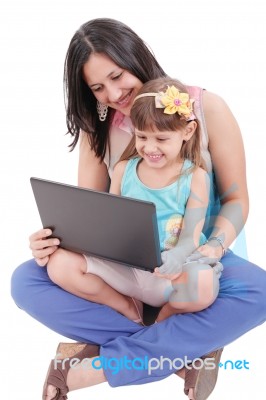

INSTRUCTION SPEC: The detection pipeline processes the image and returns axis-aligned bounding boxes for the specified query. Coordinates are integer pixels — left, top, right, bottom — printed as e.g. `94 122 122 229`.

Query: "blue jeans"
11 250 266 386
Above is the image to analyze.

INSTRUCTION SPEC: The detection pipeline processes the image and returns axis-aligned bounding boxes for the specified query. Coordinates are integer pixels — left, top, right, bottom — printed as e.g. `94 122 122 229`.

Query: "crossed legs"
47 249 220 325
11 251 266 394
47 248 143 323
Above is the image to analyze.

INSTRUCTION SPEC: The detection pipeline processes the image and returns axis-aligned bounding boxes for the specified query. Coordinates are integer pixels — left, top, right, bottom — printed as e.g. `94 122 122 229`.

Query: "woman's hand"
29 229 60 266
186 242 224 278
186 241 223 264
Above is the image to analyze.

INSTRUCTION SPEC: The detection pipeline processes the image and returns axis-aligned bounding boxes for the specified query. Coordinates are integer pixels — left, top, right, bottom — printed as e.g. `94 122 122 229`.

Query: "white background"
1 0 265 398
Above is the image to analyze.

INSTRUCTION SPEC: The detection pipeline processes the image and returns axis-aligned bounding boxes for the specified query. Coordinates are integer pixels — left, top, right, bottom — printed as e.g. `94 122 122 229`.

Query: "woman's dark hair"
64 18 166 160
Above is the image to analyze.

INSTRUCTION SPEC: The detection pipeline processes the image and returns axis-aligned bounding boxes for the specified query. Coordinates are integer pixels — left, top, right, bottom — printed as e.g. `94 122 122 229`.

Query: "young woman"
11 18 266 400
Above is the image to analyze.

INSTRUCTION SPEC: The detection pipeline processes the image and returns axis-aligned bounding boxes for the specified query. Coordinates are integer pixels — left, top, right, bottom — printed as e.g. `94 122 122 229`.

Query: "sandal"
42 342 99 400
184 348 223 400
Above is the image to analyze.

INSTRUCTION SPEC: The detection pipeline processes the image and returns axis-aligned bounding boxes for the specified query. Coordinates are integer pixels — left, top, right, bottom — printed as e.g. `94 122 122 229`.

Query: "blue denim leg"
11 252 266 386
11 258 141 344
101 251 266 386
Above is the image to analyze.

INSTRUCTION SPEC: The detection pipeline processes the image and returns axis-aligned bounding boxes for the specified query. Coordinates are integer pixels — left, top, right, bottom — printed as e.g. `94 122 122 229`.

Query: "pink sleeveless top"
104 86 212 177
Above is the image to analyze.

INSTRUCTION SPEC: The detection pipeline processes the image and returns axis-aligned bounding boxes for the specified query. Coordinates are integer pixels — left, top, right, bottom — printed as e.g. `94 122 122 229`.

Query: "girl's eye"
157 138 168 142
136 136 146 140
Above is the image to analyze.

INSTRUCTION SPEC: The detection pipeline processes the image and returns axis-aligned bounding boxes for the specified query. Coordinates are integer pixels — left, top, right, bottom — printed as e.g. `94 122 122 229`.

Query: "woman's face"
83 53 143 117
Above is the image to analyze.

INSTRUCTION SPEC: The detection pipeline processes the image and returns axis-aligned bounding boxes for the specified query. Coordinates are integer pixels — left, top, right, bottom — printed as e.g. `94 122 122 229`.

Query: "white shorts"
84 255 173 307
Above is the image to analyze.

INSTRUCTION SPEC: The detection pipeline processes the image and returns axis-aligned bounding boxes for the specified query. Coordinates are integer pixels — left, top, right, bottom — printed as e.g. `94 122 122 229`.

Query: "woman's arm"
202 91 249 256
78 131 110 191
109 160 128 195
30 131 110 266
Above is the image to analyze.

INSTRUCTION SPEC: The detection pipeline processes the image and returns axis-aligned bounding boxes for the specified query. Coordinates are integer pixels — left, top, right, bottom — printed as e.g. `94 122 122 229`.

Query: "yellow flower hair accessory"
133 85 196 121
159 86 195 119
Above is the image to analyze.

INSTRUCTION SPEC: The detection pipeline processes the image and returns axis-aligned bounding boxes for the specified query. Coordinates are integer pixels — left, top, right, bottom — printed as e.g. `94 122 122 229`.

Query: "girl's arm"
178 167 210 248
154 167 210 279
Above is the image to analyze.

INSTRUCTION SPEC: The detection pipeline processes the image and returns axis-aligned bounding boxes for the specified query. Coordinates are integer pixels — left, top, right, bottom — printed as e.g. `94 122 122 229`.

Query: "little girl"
47 78 223 323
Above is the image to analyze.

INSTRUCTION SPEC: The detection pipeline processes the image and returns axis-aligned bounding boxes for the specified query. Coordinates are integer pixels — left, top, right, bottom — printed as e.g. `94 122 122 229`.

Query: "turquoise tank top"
121 157 206 251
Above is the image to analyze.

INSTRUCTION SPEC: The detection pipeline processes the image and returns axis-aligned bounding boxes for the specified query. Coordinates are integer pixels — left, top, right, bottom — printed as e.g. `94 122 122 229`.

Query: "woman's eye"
112 72 123 80
92 86 102 92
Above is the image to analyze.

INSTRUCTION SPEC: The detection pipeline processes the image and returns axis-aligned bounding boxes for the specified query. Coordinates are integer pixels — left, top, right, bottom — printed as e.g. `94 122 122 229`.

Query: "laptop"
30 177 162 271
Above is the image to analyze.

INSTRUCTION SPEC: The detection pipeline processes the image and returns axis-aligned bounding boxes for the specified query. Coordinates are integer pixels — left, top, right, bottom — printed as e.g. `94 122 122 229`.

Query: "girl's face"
83 53 143 117
135 127 193 169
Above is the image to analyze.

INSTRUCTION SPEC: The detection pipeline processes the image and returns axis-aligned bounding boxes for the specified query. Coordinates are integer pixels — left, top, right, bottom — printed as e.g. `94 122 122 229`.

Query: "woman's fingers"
186 242 223 263
186 251 202 262
29 228 52 243
32 245 59 259
29 228 60 265
30 237 59 251
29 228 59 250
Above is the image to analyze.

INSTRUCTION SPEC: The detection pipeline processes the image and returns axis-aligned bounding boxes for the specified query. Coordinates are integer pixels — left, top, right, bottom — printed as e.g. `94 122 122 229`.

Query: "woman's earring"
96 101 108 122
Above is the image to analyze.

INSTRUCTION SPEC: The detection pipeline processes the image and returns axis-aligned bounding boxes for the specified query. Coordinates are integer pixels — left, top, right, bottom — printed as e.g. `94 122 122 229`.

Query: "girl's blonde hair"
119 77 205 171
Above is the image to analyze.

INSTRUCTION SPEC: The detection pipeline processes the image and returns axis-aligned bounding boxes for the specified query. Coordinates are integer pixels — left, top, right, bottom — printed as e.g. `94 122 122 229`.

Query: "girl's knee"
198 277 219 308
47 249 85 284
191 263 220 306
170 262 220 308
47 248 64 272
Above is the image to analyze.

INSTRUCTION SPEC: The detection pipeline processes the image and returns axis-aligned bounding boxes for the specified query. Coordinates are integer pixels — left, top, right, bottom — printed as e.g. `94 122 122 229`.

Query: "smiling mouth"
117 90 133 107
145 153 163 160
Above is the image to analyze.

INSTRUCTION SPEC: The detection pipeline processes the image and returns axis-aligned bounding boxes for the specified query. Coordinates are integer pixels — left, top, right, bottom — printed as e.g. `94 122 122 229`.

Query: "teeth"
147 154 162 159
118 93 130 105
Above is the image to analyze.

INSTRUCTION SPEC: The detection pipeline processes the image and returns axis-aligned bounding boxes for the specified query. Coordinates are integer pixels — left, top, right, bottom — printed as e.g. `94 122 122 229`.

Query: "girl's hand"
29 229 60 267
154 250 183 281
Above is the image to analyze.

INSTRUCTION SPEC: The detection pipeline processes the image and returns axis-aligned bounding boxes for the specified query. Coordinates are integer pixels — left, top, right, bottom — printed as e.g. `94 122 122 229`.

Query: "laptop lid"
30 177 162 271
